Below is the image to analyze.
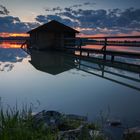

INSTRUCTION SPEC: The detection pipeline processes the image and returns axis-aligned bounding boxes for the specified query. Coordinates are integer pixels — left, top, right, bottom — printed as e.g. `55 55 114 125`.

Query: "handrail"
79 35 140 39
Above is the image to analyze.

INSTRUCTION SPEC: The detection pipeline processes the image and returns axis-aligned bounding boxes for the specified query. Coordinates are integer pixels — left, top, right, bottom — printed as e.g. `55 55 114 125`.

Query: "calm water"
0 41 140 128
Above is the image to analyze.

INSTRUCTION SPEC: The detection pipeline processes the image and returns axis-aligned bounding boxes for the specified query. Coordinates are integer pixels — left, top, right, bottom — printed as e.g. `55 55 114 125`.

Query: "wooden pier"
21 35 140 66
64 35 140 64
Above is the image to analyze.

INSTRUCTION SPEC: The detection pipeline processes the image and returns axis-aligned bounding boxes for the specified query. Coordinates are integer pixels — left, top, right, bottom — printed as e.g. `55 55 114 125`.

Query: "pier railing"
21 35 140 65
64 36 140 62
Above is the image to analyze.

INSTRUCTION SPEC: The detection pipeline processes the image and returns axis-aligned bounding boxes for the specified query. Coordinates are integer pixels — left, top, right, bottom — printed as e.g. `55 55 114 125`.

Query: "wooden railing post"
79 38 82 56
103 37 107 60
111 55 115 62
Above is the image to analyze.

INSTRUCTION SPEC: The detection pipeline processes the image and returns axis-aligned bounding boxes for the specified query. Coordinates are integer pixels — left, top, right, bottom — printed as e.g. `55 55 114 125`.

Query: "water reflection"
30 51 76 75
0 48 28 72
30 50 140 91
0 41 23 48
77 60 140 91
0 47 140 128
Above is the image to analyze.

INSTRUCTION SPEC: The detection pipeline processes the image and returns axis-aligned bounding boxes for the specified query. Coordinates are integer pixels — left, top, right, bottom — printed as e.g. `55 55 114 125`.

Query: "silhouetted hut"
27 20 79 50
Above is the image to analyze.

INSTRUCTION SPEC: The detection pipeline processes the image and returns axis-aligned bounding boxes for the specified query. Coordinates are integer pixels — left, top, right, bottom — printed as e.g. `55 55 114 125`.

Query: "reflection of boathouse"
30 51 76 75
27 20 79 50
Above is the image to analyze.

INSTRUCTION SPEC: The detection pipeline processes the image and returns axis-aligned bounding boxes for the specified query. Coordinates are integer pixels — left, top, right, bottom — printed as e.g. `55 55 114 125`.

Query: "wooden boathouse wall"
26 20 79 50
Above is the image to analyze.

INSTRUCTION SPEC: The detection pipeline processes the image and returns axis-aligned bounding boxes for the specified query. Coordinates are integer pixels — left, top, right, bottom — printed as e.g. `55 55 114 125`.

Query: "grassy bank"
0 105 58 140
0 101 106 140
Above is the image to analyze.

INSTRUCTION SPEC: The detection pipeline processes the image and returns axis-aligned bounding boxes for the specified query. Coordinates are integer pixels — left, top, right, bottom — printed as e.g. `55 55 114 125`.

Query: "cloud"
45 6 62 12
69 2 96 8
35 15 48 23
0 16 39 32
36 14 79 27
45 2 96 12
69 4 82 8
38 7 140 35
0 3 139 35
0 5 9 15
0 5 39 33
52 6 62 12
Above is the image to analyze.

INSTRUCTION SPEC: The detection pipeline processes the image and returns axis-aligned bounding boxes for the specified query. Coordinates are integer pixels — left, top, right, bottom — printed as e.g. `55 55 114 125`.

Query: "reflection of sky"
0 53 140 127
0 43 140 128
0 48 28 72
83 45 140 53
0 41 23 48
0 48 28 62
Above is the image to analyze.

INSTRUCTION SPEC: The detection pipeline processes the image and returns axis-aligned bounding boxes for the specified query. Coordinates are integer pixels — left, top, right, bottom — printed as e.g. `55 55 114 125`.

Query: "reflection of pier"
76 58 140 91
29 51 140 91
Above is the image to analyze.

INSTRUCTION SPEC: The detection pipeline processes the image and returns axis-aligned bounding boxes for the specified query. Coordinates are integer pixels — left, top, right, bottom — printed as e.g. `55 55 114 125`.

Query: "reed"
0 100 57 140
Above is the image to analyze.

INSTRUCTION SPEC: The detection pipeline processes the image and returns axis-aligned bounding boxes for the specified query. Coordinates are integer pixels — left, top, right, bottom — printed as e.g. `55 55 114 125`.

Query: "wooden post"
111 55 115 62
103 37 107 60
101 64 105 77
78 58 81 69
79 38 82 56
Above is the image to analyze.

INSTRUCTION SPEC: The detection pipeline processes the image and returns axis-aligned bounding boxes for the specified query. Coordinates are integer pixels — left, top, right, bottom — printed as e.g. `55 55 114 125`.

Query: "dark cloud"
36 14 79 27
0 3 139 35
83 2 96 6
0 5 39 32
52 6 62 11
41 7 140 35
69 4 82 8
69 2 96 8
0 16 39 32
0 5 9 15
45 2 95 13
84 2 90 5
45 6 62 12
35 15 48 23
45 8 51 12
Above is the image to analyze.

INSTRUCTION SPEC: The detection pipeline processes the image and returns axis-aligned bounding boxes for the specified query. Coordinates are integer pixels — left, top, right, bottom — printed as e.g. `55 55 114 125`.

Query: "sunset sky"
0 0 140 36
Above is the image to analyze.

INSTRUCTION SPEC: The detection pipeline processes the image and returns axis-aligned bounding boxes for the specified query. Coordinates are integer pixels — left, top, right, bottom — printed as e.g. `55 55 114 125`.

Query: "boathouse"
27 20 79 50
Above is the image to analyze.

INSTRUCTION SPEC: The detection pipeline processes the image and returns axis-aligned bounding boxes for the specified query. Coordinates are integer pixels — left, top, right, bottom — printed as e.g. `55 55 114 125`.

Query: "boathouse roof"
27 20 79 34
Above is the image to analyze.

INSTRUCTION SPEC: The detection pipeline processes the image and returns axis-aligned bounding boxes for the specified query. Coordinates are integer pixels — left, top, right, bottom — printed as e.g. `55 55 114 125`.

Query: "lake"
0 41 140 128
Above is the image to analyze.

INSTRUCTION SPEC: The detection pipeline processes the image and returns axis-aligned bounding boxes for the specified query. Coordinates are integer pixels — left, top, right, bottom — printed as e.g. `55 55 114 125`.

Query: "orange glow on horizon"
0 33 29 37
77 33 140 41
77 33 106 38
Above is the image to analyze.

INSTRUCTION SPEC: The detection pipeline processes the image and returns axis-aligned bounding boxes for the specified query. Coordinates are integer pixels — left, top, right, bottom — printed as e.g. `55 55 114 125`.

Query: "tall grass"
0 101 57 140
0 99 107 140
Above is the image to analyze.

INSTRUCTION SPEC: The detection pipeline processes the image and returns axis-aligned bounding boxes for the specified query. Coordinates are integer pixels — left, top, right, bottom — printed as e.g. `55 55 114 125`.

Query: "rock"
107 119 122 127
32 110 87 130
32 110 62 128
32 110 106 140
124 126 140 139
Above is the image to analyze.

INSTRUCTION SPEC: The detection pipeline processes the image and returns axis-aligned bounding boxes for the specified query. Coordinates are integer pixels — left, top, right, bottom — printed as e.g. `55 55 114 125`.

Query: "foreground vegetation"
0 101 139 140
0 101 106 140
0 106 58 140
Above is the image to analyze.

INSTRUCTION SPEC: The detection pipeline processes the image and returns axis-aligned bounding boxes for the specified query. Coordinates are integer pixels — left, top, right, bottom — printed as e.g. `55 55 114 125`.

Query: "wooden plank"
66 47 140 58
82 35 140 39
